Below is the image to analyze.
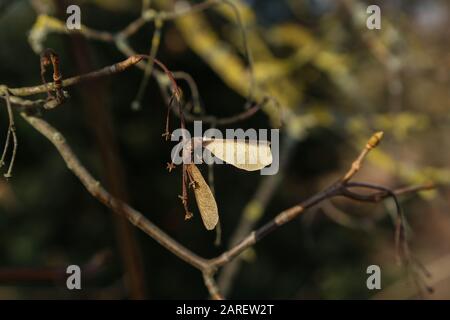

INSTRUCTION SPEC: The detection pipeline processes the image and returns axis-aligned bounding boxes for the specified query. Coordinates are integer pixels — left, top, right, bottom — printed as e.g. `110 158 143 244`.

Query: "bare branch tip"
367 131 384 149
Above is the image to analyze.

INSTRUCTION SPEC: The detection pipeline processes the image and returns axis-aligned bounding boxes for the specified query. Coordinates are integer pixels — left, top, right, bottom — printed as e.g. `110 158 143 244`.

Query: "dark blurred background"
0 0 449 299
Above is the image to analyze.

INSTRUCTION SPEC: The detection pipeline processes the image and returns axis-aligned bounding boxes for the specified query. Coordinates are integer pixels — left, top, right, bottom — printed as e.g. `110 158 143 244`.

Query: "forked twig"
40 48 65 106
0 89 18 178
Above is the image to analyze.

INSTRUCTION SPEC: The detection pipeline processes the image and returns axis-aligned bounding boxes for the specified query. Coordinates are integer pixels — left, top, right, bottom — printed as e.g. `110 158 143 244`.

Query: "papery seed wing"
187 164 219 230
203 139 272 171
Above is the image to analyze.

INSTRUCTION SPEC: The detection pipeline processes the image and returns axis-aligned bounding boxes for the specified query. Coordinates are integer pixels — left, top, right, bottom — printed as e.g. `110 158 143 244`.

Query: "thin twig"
221 0 255 106
9 55 145 97
1 90 18 178
116 0 220 40
0 250 111 284
131 18 163 111
341 131 383 182
202 272 223 300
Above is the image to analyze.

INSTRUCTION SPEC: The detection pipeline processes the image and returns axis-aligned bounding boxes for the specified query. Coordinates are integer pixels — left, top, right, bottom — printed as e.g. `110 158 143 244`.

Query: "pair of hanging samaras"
188 138 273 230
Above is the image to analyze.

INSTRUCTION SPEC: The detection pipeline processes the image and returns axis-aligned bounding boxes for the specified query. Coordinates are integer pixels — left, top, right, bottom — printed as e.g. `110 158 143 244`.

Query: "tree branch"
17 111 433 298
20 112 209 273
9 55 145 97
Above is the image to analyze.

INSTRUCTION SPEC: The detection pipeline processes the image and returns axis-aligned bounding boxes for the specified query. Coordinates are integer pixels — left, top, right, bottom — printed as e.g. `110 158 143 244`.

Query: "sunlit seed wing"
203 139 272 171
187 164 219 230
